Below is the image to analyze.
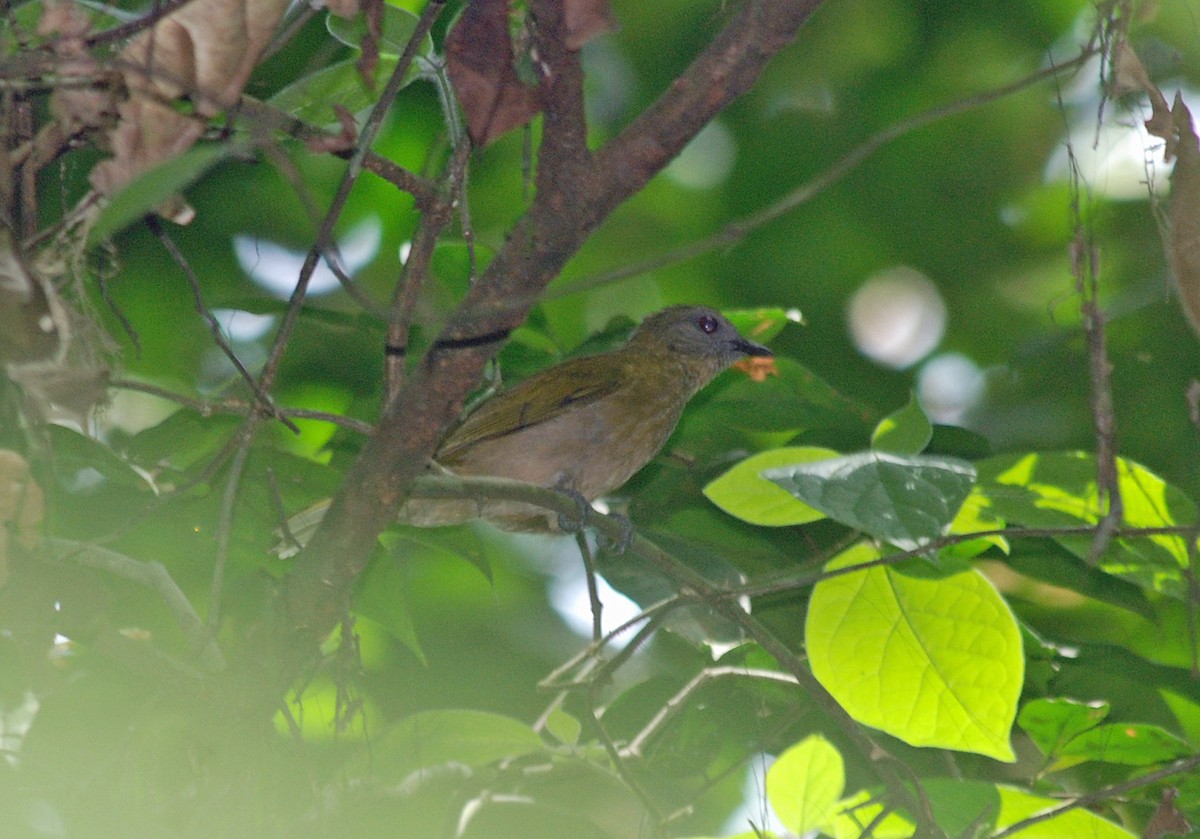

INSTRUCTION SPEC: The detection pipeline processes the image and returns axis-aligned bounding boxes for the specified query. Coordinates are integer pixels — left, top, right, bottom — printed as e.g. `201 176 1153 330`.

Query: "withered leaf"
1165 93 1200 338
0 227 69 365
86 0 290 215
445 0 542 146
1144 787 1191 839
563 0 616 50
1120 43 1200 338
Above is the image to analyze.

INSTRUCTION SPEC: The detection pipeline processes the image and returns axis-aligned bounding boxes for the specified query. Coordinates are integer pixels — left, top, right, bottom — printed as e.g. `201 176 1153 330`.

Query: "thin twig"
109 378 375 434
574 530 604 643
383 140 466 401
255 0 446 400
990 754 1200 838
624 667 799 757
147 217 300 434
82 0 203 47
1058 55 1122 562
208 428 253 630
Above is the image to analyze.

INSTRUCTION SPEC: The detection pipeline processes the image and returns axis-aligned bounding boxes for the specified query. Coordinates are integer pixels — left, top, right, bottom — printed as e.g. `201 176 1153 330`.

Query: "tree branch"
274 0 827 681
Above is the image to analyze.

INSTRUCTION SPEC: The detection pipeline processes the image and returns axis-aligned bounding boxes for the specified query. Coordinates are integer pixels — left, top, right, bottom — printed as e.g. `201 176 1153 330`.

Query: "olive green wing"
437 354 628 461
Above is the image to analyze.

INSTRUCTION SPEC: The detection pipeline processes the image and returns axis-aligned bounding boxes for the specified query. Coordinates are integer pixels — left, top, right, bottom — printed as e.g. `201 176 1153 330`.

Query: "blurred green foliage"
3 0 1200 837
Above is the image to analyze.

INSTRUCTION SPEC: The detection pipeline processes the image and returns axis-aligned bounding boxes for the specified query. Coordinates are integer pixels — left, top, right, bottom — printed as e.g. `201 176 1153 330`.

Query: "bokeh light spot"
847 267 946 369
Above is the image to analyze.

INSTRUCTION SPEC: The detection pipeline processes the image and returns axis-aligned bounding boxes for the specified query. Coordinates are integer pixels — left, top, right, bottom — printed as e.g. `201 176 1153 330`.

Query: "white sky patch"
234 216 382 298
665 121 737 190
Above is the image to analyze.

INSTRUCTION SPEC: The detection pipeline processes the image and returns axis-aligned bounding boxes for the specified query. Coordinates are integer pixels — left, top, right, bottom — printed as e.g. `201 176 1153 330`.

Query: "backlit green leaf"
703 446 837 526
978 452 1198 597
766 735 844 835
806 543 1022 761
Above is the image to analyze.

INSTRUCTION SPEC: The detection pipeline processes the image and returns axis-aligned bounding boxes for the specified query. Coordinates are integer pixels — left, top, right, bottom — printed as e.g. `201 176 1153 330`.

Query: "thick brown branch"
275 0 826 683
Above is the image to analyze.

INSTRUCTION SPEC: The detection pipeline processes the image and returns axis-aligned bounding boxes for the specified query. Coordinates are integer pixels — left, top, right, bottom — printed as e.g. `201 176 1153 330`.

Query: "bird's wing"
437 354 628 461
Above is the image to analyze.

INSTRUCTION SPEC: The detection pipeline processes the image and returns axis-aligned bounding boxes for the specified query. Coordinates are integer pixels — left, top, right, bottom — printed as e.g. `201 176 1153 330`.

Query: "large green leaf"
978 452 1198 597
806 543 1023 761
722 306 803 345
703 446 837 526
270 56 406 125
765 735 844 835
352 555 425 664
765 451 976 549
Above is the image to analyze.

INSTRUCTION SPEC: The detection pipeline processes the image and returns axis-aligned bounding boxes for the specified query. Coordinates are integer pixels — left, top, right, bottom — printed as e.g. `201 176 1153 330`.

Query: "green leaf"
352 556 425 664
766 735 844 835
270 57 402 125
722 306 803 345
370 710 544 783
827 788 921 839
705 357 872 435
543 708 581 746
806 543 1023 761
89 143 232 244
765 451 977 549
47 425 154 492
1018 698 1109 758
829 781 1135 839
871 393 932 455
1052 722 1193 770
994 785 1135 838
941 486 1009 559
326 6 432 57
978 452 1199 597
703 446 838 526
124 410 244 475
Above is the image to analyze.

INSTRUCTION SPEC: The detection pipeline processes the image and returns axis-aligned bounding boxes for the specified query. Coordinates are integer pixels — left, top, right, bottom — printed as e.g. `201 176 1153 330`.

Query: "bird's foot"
597 512 634 555
554 479 592 533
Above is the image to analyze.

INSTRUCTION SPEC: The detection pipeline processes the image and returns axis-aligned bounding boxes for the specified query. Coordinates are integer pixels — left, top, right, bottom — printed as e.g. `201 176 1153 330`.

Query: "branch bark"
274 0 827 682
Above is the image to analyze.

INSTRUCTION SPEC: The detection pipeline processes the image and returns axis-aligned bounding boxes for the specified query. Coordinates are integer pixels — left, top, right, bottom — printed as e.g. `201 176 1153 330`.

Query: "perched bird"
280 305 772 548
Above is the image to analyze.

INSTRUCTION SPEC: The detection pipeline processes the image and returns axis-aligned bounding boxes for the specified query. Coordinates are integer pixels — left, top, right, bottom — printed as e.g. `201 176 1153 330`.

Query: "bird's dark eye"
697 315 719 335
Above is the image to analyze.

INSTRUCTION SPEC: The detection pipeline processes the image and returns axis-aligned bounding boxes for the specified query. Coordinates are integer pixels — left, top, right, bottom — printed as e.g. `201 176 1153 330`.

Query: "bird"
279 305 773 550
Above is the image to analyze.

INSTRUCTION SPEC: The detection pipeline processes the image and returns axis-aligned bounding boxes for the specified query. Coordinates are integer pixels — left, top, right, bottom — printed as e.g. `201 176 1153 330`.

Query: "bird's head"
626 305 774 384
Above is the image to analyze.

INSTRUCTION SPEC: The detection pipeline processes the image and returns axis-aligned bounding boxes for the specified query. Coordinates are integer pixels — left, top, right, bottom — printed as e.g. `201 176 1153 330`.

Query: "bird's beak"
732 337 774 358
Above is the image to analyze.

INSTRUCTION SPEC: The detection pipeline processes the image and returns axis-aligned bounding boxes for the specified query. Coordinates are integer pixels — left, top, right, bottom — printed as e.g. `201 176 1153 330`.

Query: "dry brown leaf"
0 450 45 589
563 0 616 50
445 0 542 146
1117 43 1200 337
355 0 383 88
85 0 290 211
0 226 69 365
1144 787 1191 839
305 105 359 153
1165 92 1200 338
325 0 362 17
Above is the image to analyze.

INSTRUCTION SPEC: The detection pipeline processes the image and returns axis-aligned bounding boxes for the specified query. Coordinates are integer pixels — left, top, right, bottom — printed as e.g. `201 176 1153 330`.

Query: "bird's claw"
598 512 633 554
554 479 591 533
